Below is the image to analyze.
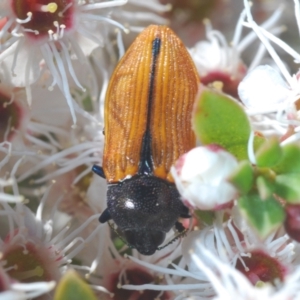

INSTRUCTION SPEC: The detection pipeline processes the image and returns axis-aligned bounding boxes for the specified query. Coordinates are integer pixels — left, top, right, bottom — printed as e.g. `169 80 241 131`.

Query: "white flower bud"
171 146 238 210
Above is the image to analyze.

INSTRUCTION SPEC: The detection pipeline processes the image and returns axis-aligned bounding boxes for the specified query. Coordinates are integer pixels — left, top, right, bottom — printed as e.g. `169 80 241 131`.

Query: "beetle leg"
175 221 185 233
99 208 112 223
180 212 191 218
92 165 106 179
179 204 191 218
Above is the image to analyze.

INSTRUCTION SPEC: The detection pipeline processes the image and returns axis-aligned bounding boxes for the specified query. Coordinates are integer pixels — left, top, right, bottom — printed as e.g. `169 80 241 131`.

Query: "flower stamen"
16 12 32 24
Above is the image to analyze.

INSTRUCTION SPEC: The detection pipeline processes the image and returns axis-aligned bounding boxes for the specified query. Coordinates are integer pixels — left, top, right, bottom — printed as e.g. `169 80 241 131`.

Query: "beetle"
93 25 199 255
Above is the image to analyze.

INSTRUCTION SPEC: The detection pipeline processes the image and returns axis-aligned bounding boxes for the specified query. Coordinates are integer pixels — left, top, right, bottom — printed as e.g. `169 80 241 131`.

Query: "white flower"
171 146 238 210
0 0 128 123
240 0 300 144
182 213 294 285
188 6 284 99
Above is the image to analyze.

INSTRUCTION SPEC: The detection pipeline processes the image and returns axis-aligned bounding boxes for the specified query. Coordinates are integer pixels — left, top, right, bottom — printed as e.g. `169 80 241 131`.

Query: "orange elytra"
93 25 199 255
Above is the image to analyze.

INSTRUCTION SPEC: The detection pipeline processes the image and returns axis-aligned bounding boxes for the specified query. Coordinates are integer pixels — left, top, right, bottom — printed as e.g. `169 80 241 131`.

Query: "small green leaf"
272 144 300 174
195 210 215 226
54 270 96 300
192 89 251 160
274 174 300 203
238 193 285 238
255 137 282 167
256 176 274 200
228 160 253 194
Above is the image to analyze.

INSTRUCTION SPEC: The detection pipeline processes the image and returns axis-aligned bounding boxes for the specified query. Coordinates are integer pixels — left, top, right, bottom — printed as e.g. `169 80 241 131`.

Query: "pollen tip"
203 18 210 25
165 4 172 11
48 3 58 13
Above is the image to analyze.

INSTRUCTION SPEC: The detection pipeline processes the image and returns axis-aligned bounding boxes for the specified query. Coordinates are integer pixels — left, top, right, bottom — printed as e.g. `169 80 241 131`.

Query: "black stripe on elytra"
138 37 161 175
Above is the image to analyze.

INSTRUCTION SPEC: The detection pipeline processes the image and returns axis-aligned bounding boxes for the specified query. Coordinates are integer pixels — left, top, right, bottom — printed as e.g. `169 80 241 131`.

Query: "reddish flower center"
2 242 56 283
0 92 22 142
201 71 242 100
11 0 74 40
107 267 171 300
235 250 287 285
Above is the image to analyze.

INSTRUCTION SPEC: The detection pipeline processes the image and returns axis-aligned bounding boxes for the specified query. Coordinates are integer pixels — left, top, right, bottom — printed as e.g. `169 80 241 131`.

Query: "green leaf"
192 89 251 160
54 270 96 300
274 174 300 203
255 137 282 167
272 144 300 174
228 160 253 194
195 210 215 226
256 176 274 200
238 193 285 238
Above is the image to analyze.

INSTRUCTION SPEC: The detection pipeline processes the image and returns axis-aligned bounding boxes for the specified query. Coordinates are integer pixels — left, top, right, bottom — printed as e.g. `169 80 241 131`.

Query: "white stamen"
17 142 97 182
120 10 168 25
10 39 24 77
59 24 65 39
129 0 172 12
16 12 32 24
48 42 77 123
25 134 58 152
12 281 56 298
0 193 24 203
56 214 100 249
28 123 62 149
36 185 53 221
90 284 114 297
33 156 97 183
58 2 73 17
243 1 294 87
231 10 246 47
76 26 104 47
72 166 91 185
116 29 125 60
23 28 39 35
60 41 86 92
48 29 54 41
81 14 129 34
80 0 128 11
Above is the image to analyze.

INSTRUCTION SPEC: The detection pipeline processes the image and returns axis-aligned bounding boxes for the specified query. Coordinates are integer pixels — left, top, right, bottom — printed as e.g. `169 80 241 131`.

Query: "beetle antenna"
92 165 106 179
99 208 112 223
156 228 188 250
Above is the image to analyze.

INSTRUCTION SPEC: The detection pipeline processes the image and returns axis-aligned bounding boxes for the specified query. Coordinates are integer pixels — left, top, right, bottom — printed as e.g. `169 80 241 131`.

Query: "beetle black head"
101 175 189 255
124 229 166 255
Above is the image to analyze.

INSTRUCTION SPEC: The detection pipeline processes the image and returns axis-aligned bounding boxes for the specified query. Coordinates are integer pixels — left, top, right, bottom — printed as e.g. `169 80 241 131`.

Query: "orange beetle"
93 25 199 255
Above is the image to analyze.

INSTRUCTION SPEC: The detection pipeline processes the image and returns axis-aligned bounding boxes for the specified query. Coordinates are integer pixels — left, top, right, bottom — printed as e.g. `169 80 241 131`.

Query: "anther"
41 3 58 13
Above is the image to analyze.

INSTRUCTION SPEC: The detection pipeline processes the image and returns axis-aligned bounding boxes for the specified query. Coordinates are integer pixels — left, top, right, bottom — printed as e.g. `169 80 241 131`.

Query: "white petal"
238 65 290 109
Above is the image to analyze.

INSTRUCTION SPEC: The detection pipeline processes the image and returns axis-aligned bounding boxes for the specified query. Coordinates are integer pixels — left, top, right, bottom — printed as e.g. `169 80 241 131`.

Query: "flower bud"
171 145 238 210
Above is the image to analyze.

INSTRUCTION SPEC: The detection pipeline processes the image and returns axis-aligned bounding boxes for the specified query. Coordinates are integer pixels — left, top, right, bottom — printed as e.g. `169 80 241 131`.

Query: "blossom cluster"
1 0 300 299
